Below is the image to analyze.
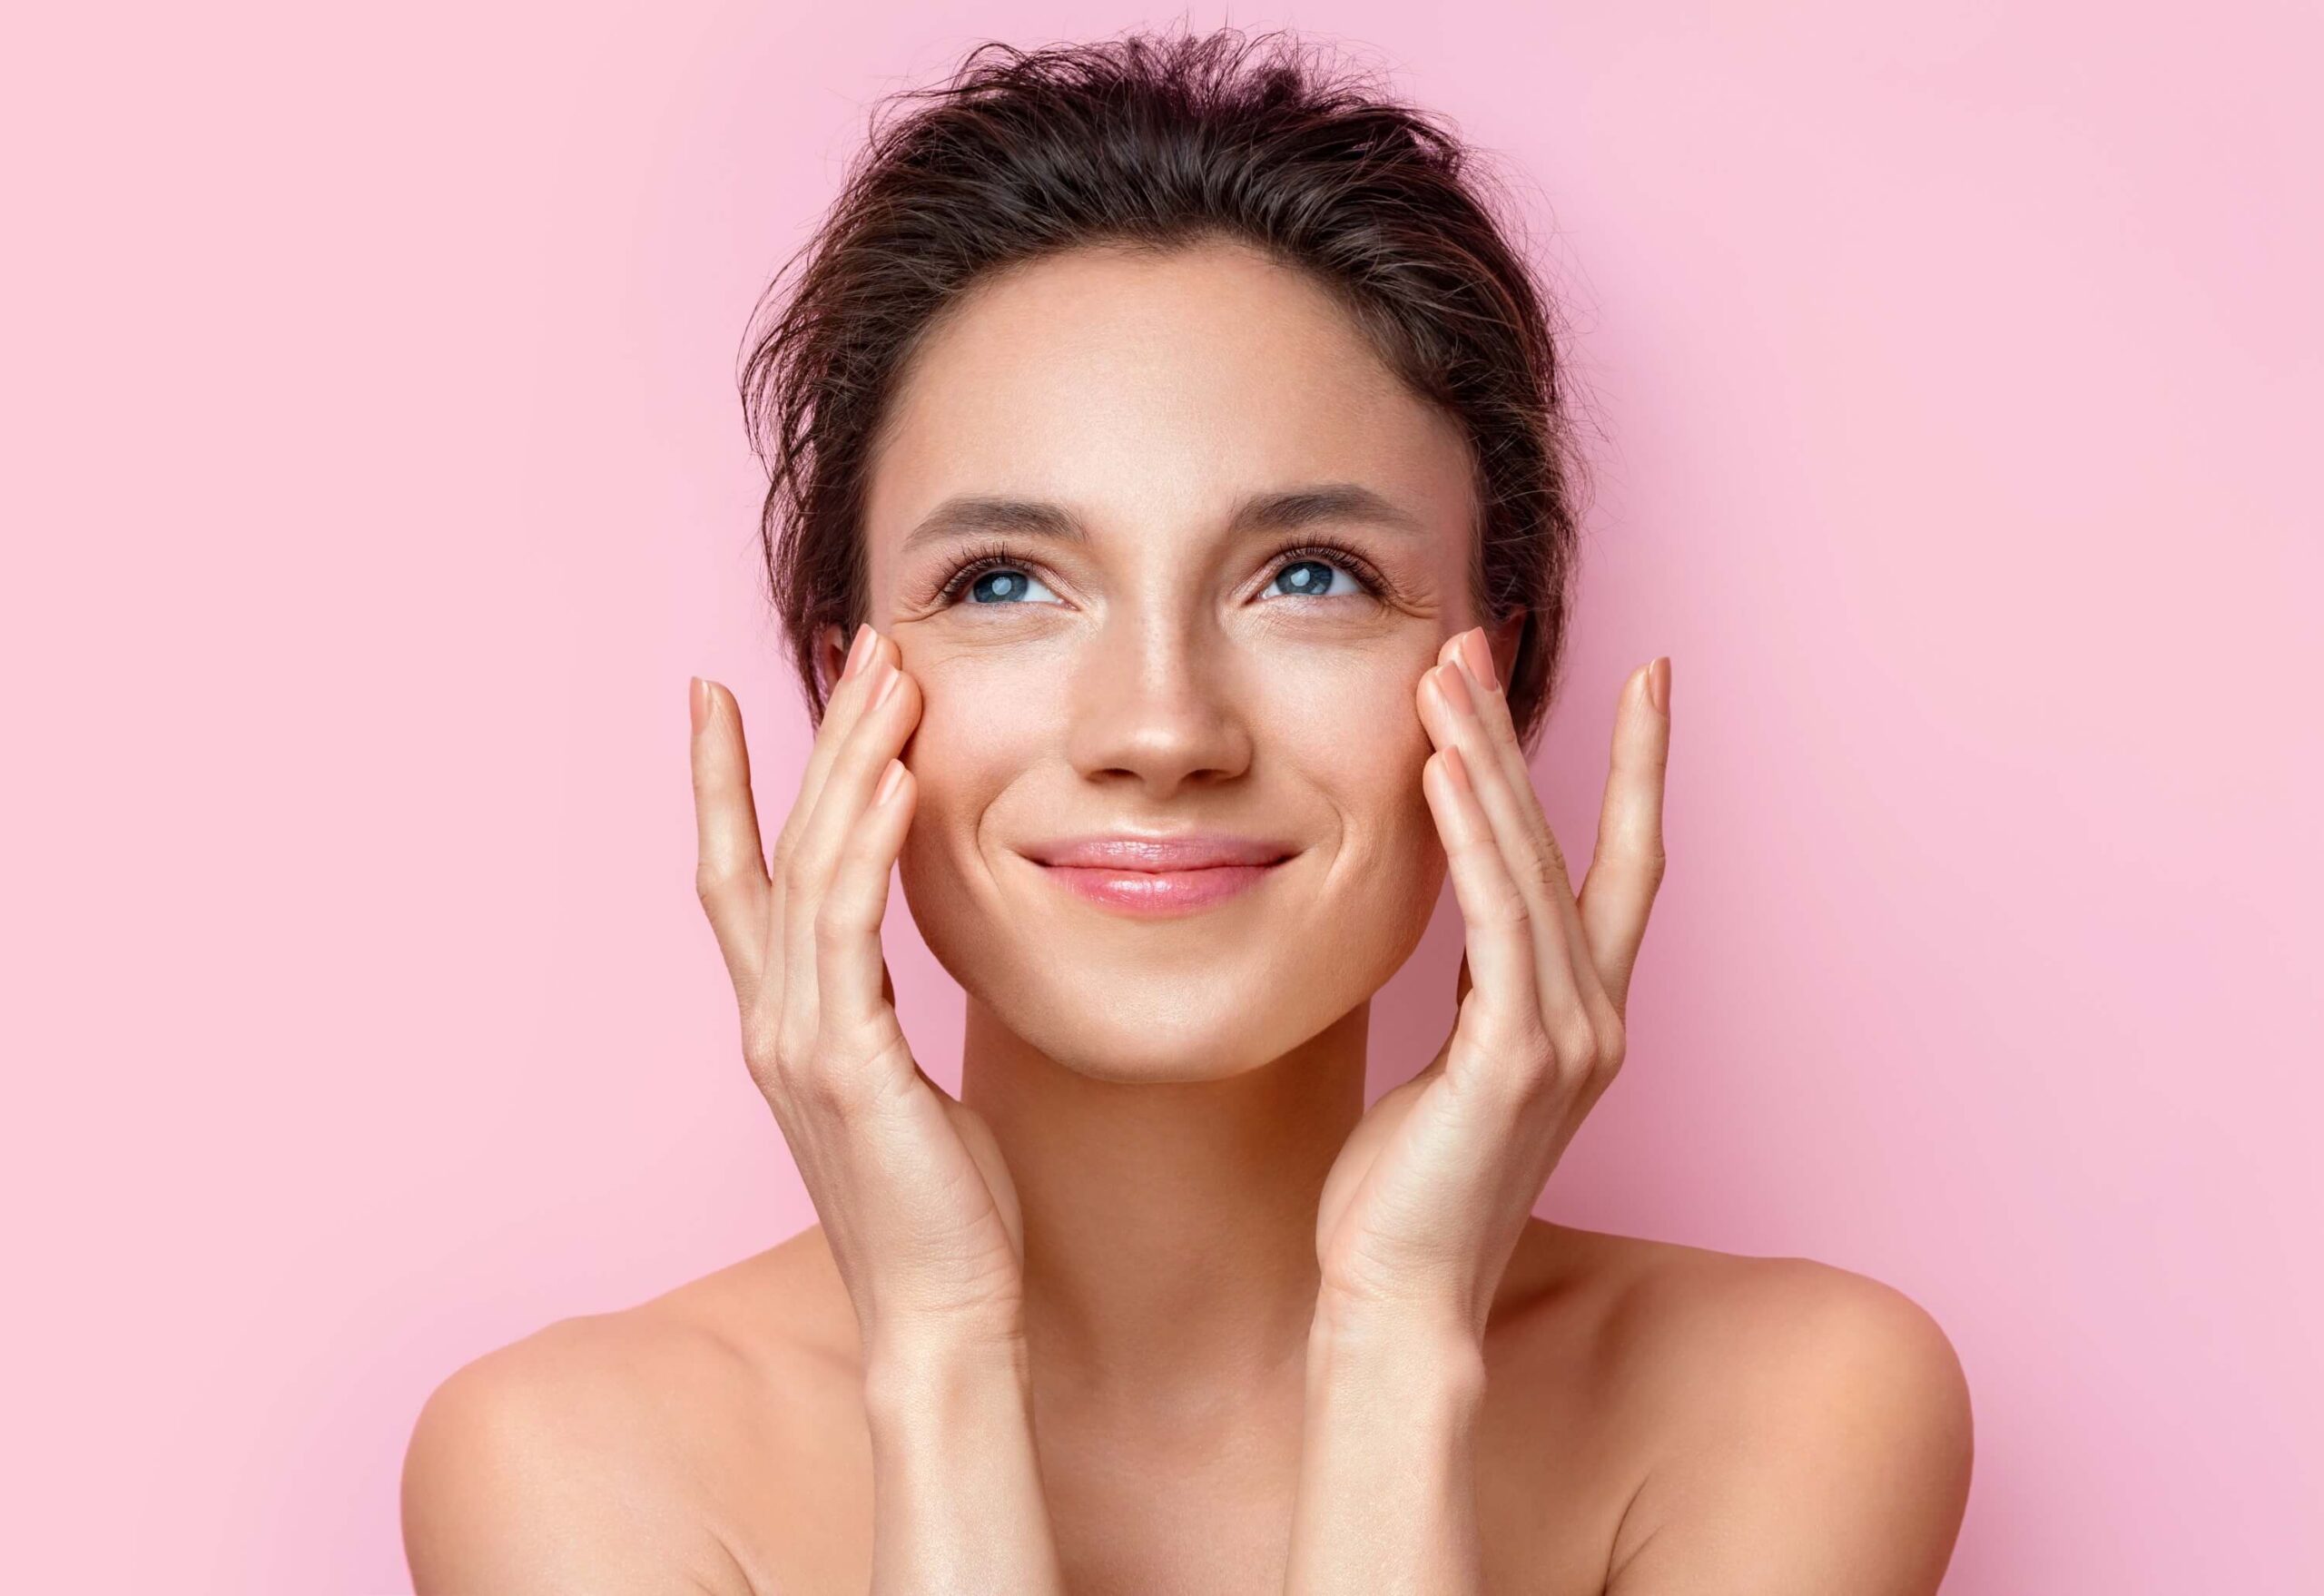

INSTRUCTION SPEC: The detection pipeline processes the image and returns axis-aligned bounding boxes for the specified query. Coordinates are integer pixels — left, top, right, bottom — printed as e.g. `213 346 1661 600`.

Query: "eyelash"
930 537 1397 608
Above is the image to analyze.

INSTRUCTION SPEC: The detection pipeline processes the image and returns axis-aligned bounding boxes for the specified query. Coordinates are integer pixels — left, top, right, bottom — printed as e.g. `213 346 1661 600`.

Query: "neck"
960 995 1370 1412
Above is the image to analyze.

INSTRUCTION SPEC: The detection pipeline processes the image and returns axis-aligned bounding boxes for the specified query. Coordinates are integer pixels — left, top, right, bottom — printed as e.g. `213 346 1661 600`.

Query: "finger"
770 622 881 977
1422 743 1547 1089
1450 629 1572 899
783 635 921 1033
691 676 772 1003
1422 653 1595 1030
815 754 915 1059
772 621 881 882
1578 658 1670 1015
1446 631 1612 1019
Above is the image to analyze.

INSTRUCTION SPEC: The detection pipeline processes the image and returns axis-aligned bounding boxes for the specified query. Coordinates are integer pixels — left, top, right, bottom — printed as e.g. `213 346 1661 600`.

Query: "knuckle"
740 1010 785 1076
840 819 889 868
1581 1045 1621 1093
1489 1010 1559 1077
1552 1014 1601 1075
1594 1008 1628 1069
773 1011 819 1080
1636 845 1668 893
782 847 818 898
813 897 862 951
1480 875 1531 931
790 1059 853 1117
1527 849 1564 900
1500 1051 1563 1113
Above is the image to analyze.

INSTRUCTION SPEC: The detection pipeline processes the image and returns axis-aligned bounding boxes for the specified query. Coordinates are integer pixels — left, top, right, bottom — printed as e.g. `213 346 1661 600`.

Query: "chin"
977 950 1335 1081
1032 1000 1311 1084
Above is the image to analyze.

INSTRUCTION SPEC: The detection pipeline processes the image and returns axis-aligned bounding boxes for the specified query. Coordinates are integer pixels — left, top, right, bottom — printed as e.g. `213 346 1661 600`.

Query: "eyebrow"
899 482 1428 554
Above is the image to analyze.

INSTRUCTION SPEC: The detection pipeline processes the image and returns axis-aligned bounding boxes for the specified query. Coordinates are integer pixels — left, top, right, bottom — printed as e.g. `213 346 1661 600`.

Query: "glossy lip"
1022 832 1300 919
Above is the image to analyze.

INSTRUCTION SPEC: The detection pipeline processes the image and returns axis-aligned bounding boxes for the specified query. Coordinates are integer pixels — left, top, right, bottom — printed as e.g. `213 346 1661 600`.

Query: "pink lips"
1025 833 1297 918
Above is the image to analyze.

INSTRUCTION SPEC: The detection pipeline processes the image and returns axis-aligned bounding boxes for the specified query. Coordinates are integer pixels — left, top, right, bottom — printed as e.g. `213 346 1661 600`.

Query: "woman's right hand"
689 624 1028 1354
694 627 1066 1593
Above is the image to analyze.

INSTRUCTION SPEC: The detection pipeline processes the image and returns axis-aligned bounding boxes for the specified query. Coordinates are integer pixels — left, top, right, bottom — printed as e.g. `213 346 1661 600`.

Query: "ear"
1485 609 1528 693
813 622 853 698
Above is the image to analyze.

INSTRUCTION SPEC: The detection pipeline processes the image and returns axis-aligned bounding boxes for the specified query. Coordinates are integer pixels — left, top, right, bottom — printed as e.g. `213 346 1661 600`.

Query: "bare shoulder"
1502 1222 1973 1595
400 1227 863 1596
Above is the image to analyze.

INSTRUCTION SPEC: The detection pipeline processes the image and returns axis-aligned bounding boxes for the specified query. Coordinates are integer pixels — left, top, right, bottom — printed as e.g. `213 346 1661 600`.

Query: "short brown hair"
739 25 1588 751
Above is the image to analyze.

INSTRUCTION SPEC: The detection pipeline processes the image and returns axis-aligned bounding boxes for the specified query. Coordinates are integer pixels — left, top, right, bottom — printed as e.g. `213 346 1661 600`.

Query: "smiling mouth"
1028 855 1295 918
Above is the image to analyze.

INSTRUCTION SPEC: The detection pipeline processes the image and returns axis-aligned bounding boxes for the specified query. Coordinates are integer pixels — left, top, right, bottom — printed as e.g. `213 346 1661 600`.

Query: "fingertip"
891 655 924 713
1420 746 1472 833
1442 742 1472 793
1418 747 1450 817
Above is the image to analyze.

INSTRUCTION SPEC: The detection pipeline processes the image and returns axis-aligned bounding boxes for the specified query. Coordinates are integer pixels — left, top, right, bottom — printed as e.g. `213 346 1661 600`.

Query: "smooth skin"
402 241 1972 1595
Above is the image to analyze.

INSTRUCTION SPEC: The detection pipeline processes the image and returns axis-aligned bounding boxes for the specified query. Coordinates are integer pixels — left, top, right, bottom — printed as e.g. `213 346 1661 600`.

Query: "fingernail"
842 623 874 681
1647 657 1669 713
689 676 711 733
1440 659 1474 715
872 656 903 709
1459 627 1495 691
875 758 907 805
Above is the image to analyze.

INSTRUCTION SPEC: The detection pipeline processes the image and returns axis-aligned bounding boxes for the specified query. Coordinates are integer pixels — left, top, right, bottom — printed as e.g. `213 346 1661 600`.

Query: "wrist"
862 1318 1030 1416
1312 1288 1482 1355
1306 1297 1487 1405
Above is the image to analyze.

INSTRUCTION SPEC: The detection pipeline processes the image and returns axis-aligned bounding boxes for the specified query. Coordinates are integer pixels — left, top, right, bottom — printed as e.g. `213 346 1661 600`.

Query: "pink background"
5 2 2318 1591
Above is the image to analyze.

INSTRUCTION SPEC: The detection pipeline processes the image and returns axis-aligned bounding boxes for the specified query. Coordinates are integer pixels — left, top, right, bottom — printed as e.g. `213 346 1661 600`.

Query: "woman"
403 28 1973 1594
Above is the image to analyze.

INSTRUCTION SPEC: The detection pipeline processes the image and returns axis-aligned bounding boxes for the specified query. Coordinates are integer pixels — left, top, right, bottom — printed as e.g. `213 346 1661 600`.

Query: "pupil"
1285 561 1326 595
973 570 1023 602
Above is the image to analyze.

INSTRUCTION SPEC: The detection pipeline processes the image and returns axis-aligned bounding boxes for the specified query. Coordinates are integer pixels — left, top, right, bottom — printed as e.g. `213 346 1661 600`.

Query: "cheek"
891 649 1058 888
1262 647 1435 805
1273 650 1431 938
897 647 1062 788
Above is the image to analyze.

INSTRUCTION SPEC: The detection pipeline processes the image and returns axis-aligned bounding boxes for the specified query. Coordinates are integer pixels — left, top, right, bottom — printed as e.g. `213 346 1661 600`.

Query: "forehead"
862 240 1475 556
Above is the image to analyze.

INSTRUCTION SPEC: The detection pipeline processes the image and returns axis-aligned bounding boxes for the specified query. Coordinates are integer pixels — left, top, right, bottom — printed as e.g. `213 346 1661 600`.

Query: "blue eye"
942 560 1064 606
1266 555 1367 600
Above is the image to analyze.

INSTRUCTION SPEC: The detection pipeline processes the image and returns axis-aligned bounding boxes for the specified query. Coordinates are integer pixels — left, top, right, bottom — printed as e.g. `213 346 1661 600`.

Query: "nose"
1062 607 1254 796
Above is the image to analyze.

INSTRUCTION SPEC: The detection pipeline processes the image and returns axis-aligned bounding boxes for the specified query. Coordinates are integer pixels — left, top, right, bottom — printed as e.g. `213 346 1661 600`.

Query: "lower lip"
1035 860 1289 917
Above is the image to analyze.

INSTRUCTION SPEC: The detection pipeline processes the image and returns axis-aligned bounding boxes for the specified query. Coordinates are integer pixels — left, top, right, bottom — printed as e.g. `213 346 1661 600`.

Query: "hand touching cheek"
1313 631 1671 1340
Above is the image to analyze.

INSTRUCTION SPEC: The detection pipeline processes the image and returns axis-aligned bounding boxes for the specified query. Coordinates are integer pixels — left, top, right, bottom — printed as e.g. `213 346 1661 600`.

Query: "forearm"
862 1327 1067 1595
1285 1305 1489 1594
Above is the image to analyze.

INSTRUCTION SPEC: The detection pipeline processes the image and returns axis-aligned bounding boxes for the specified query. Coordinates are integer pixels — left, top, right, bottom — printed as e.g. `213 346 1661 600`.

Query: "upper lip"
1026 832 1299 870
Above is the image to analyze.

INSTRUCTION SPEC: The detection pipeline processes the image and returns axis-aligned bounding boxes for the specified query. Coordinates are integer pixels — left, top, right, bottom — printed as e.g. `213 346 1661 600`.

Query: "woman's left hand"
1313 628 1671 1341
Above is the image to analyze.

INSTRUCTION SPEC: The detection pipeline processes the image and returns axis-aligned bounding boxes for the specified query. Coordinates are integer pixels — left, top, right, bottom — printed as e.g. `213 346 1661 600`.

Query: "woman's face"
842 239 1499 1083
